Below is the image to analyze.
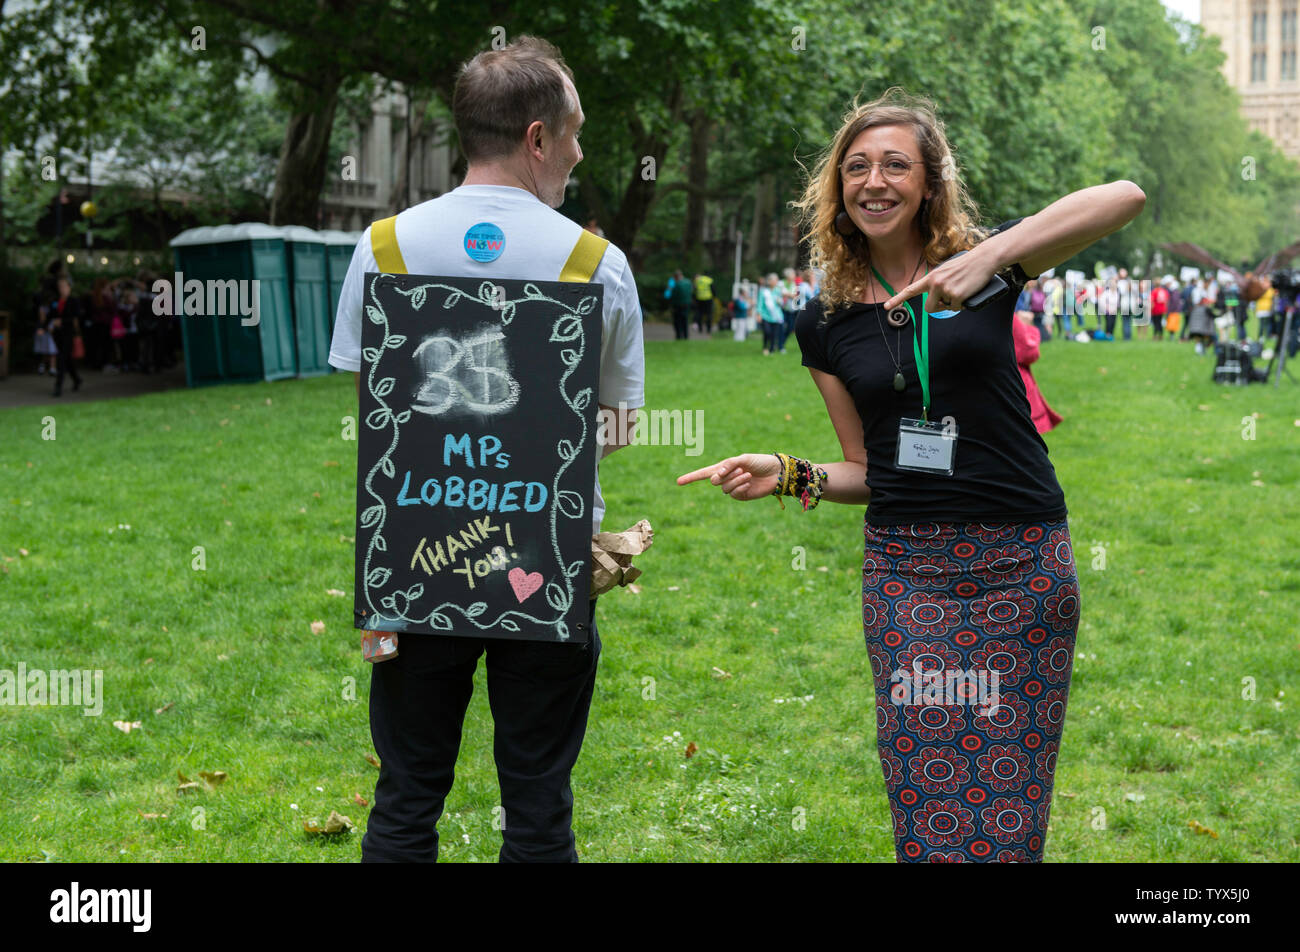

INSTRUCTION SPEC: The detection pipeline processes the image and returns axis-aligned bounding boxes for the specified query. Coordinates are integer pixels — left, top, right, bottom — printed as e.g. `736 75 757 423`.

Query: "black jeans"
694 298 713 333
53 336 82 393
672 304 690 339
362 600 601 863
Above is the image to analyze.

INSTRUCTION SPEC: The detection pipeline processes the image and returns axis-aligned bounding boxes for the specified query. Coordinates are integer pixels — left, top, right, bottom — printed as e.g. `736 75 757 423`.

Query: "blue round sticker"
464 222 505 262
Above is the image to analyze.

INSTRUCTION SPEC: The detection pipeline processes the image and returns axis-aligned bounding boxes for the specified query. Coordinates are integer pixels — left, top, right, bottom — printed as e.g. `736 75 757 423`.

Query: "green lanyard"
871 265 931 421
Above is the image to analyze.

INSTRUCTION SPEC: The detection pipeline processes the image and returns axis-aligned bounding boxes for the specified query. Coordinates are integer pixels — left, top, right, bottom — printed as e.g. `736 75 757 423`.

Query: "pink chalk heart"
508 567 544 603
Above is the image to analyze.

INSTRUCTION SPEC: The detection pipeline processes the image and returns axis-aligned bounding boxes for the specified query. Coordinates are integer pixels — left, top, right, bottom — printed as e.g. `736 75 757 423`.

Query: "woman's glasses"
840 156 923 184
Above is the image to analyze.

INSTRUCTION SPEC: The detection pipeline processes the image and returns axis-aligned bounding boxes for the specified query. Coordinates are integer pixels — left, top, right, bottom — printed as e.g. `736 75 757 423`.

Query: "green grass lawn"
1 331 1296 862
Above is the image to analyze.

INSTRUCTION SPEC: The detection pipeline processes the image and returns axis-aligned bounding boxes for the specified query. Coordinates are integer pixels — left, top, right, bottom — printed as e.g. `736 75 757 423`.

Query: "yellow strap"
559 229 609 283
370 215 408 274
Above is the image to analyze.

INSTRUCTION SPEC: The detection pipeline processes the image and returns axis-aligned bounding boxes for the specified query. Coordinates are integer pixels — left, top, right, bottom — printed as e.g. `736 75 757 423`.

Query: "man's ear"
525 120 545 158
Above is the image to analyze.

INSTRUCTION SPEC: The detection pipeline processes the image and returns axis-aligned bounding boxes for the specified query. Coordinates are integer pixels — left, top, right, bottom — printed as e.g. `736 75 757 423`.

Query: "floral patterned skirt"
863 518 1080 862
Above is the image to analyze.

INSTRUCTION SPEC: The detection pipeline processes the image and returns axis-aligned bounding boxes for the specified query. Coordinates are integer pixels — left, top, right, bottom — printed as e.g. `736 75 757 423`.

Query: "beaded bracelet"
771 452 829 510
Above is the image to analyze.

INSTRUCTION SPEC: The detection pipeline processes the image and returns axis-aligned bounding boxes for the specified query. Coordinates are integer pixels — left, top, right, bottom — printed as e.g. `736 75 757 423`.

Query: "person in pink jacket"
1012 311 1063 433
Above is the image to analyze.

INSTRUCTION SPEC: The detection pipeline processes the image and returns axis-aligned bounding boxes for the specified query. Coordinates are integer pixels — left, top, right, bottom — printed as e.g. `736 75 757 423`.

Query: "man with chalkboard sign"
327 36 645 862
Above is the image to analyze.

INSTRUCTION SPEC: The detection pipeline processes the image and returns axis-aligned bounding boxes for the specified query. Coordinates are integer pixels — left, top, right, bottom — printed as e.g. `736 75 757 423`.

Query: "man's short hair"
452 36 576 163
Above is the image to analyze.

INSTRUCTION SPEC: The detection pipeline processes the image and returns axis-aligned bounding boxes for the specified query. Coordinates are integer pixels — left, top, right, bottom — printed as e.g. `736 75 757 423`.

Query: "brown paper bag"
590 519 653 598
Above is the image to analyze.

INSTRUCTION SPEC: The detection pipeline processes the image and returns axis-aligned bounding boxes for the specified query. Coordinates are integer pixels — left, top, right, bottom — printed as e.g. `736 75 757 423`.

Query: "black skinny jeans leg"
53 341 81 393
361 636 480 862
486 606 601 863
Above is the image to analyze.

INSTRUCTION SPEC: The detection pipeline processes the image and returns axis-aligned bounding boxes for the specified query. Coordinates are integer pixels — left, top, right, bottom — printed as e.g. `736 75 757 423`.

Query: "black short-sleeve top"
794 218 1067 526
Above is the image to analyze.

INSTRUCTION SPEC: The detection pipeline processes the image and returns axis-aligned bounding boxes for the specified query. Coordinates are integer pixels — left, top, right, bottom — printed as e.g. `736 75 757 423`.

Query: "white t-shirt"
329 184 646 535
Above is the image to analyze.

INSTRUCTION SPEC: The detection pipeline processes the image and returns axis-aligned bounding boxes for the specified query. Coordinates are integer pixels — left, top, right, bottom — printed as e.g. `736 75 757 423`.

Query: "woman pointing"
678 88 1144 862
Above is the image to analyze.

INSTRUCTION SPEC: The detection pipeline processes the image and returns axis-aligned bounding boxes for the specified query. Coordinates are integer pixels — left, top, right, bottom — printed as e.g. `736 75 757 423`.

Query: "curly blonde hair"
793 87 986 317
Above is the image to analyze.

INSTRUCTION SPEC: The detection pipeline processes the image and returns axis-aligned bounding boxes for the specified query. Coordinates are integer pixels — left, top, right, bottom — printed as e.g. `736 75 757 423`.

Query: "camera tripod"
1266 306 1297 387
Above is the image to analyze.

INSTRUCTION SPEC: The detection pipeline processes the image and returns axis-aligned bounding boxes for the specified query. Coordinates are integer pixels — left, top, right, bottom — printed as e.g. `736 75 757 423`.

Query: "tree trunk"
154 185 167 250
607 133 667 267
0 145 6 269
578 175 610 236
681 111 712 257
270 66 342 227
390 89 431 214
605 79 682 264
751 174 774 266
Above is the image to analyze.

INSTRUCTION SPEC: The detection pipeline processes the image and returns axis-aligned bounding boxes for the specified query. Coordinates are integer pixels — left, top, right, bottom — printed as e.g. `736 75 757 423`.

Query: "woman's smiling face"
840 123 931 245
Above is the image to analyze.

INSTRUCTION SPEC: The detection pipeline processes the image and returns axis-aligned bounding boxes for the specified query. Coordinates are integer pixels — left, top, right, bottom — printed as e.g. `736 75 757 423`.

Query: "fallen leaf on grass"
684 742 699 758
1187 819 1218 838
219 419 229 426
323 460 340 467
352 793 368 806
312 492 321 499
365 753 381 769
627 583 642 594
711 666 732 679
113 720 142 733
1057 792 1077 799
177 769 228 793
304 811 354 835
154 702 174 714
138 812 168 820
19 548 29 556
326 589 346 597
310 620 325 635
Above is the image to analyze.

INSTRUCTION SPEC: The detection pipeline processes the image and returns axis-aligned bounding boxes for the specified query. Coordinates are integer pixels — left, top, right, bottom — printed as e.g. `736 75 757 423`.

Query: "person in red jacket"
1012 310 1062 433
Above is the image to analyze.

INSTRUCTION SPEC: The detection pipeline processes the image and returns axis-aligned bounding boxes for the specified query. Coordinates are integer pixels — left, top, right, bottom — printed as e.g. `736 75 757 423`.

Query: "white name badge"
895 417 957 475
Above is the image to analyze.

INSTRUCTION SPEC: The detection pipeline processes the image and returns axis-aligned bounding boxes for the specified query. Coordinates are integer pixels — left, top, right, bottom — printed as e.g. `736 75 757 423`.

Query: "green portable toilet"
320 229 361 337
280 225 332 378
170 223 297 386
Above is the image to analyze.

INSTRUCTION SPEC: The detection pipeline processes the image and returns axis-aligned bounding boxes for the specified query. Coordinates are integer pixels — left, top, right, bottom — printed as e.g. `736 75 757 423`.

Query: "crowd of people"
32 261 181 397
1014 270 1295 355
665 264 1296 367
665 267 820 355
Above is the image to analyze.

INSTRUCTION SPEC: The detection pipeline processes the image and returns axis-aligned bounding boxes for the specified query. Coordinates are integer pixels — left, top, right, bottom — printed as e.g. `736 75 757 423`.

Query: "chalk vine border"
359 274 599 642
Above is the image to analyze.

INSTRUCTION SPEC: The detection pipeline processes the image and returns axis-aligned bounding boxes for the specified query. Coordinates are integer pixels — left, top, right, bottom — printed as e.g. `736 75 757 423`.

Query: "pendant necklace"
870 252 925 393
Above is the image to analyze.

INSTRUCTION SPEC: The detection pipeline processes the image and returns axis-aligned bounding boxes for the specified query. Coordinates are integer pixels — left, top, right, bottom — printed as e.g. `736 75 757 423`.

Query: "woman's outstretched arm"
884 181 1147 314
677 368 871 506
990 180 1147 278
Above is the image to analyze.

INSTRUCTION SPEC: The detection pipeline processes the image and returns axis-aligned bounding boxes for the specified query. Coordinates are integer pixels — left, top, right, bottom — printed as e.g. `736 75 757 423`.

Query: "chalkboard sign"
353 273 604 643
